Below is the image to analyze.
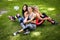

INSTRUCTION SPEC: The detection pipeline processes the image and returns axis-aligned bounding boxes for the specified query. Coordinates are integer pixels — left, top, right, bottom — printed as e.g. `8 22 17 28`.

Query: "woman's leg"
42 13 56 24
46 17 56 24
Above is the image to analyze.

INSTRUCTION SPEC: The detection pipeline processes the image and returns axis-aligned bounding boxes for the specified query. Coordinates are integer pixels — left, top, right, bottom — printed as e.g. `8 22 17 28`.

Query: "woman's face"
34 6 39 11
28 7 32 12
23 6 26 11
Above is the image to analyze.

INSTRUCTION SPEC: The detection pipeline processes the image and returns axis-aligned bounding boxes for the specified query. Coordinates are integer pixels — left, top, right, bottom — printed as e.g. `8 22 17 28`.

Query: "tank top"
28 12 36 20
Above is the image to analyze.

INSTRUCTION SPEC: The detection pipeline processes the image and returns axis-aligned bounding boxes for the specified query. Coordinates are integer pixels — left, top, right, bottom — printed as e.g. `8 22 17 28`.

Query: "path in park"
0 10 8 16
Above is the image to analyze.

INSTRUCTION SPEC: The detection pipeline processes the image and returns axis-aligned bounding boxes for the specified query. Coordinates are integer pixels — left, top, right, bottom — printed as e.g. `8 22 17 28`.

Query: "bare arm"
24 14 36 23
39 11 43 17
36 13 43 20
24 12 28 18
31 20 36 23
23 11 29 23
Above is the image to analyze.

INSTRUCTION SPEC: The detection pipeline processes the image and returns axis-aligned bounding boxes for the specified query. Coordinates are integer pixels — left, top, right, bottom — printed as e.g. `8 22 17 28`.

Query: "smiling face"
23 6 26 11
34 6 39 11
28 7 33 13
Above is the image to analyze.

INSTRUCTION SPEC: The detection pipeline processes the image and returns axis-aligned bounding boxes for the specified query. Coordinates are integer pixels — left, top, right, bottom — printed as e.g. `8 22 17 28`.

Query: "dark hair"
22 4 28 17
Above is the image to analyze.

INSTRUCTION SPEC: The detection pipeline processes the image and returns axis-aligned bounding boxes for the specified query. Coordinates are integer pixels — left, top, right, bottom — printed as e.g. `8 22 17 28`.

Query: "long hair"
22 4 28 17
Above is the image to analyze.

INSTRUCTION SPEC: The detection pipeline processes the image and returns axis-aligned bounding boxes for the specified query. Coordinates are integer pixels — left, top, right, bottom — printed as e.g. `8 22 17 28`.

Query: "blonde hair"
31 6 38 12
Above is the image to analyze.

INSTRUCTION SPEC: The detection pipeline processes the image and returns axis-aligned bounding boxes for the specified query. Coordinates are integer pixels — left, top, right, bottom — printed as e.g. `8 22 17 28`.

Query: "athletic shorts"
36 18 45 26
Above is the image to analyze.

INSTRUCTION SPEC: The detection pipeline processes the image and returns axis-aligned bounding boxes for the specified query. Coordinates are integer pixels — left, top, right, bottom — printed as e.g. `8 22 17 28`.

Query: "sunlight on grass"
0 15 2 17
0 0 60 40
31 31 41 37
8 0 17 1
41 10 47 13
39 7 55 13
8 0 13 1
24 2 33 5
38 5 45 6
51 13 56 16
39 7 47 10
47 8 55 11
9 35 20 40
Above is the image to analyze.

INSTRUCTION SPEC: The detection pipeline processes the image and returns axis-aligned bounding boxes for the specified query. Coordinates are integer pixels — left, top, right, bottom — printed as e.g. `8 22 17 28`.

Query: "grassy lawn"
0 0 60 40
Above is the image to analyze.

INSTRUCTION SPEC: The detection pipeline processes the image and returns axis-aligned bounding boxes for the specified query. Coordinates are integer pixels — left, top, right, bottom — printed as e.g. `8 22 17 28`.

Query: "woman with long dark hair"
13 5 36 35
22 4 28 18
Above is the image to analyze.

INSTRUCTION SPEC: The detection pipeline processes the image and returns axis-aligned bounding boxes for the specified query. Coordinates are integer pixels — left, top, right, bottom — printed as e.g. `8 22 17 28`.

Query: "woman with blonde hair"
32 6 57 26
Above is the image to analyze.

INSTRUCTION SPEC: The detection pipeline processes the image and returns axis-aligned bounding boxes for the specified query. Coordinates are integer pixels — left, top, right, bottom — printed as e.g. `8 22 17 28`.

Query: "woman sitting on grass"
8 14 36 36
8 4 57 36
8 4 36 35
24 6 37 25
22 4 28 18
14 14 36 35
13 4 36 35
32 6 57 26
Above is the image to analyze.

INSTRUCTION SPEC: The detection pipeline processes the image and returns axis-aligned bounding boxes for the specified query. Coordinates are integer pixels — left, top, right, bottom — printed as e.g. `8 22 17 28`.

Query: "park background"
0 0 60 40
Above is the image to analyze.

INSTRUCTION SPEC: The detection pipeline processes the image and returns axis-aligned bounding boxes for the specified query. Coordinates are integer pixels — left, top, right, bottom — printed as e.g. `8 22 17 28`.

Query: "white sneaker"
13 32 17 36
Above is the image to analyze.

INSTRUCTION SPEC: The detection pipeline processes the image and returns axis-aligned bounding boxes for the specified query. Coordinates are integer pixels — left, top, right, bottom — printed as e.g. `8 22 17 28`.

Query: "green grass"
0 0 60 40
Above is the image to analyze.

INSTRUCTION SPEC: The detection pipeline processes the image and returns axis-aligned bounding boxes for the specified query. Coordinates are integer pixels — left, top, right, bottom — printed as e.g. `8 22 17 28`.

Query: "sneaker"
13 32 17 36
52 21 58 25
13 32 20 36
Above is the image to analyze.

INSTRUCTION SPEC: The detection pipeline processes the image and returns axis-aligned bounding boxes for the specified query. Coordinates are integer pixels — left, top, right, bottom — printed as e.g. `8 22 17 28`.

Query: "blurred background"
0 0 60 40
